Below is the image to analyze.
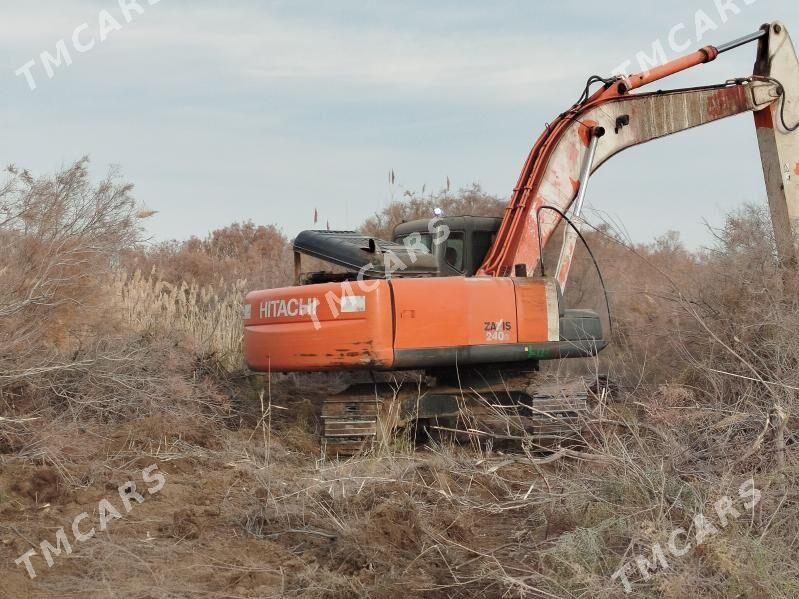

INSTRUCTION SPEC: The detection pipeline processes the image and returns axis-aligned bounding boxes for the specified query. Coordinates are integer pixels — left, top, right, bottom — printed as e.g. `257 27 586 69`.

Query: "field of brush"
1 160 798 598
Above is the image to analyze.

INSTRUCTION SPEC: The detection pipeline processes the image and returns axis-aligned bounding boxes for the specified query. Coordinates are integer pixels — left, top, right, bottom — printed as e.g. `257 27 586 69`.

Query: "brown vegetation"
127 220 293 290
1 161 797 598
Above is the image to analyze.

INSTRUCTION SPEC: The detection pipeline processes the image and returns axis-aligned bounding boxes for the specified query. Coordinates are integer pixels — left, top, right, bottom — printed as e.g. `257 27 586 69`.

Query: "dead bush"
128 220 293 290
0 158 143 382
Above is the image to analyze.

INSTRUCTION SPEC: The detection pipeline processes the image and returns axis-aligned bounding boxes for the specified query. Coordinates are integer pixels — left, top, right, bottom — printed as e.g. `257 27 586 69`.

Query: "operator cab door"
393 216 501 277
441 219 499 276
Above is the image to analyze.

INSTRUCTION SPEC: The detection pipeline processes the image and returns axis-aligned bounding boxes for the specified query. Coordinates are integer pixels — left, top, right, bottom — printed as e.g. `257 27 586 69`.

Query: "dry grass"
1 163 798 597
115 270 246 371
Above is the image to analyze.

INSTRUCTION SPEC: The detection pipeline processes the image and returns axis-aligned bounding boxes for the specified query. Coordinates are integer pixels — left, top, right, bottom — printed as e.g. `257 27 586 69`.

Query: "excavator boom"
479 22 799 284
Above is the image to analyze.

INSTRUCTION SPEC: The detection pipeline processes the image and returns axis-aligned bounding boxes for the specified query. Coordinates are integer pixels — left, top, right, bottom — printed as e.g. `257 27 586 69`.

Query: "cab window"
395 233 433 252
445 232 465 272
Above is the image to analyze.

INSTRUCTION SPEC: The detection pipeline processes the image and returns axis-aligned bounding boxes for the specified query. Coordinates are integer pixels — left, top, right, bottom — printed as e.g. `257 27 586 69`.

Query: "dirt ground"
0 379 566 599
2 370 797 599
0 426 299 598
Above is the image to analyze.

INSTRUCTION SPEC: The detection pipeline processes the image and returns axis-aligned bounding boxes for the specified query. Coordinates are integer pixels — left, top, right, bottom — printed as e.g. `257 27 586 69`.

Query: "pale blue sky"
2 1 797 247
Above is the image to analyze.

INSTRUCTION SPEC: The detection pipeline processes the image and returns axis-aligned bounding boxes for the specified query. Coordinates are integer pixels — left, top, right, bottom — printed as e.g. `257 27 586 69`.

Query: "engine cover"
243 277 604 372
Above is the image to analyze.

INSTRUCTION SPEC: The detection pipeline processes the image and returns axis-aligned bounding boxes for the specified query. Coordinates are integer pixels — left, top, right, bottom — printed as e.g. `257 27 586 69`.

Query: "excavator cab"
393 216 501 277
291 215 502 282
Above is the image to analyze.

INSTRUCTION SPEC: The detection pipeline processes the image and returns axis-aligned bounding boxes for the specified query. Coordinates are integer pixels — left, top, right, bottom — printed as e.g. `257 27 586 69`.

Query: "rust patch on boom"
754 107 774 129
577 120 598 147
706 86 747 119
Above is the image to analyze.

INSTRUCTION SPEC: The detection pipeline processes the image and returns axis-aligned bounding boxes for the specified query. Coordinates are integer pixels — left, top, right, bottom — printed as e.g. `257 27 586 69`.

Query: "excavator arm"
479 21 799 287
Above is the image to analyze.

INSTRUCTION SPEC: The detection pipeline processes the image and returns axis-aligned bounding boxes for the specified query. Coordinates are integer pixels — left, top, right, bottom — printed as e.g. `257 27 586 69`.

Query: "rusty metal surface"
754 22 799 266
478 32 784 280
504 81 777 280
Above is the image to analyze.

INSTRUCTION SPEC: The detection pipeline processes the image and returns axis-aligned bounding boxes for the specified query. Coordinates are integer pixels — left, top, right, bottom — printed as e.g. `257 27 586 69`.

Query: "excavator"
244 21 799 456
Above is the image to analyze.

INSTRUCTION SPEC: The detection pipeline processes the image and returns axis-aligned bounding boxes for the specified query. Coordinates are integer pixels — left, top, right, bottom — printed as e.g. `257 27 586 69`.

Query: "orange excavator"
244 22 799 455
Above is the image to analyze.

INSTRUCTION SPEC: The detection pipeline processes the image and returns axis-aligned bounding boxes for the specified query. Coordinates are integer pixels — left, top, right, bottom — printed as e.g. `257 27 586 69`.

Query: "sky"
1 0 797 248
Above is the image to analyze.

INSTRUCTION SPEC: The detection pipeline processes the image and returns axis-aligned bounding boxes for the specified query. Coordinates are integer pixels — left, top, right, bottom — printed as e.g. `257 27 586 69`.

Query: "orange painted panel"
514 278 557 343
391 277 518 349
244 281 394 371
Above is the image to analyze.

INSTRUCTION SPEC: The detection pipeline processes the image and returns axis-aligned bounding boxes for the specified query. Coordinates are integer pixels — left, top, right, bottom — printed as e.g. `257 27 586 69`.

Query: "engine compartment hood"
293 230 439 278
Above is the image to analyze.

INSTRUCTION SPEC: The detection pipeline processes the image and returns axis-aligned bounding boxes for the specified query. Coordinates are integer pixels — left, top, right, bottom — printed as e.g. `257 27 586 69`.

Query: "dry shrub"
0 160 235 480
0 158 142 373
128 220 293 290
581 207 799 465
553 224 702 385
564 206 798 402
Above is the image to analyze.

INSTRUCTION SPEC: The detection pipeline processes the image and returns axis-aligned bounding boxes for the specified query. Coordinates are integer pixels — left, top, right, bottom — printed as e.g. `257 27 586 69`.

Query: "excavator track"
424 380 589 447
321 385 381 457
321 370 593 458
